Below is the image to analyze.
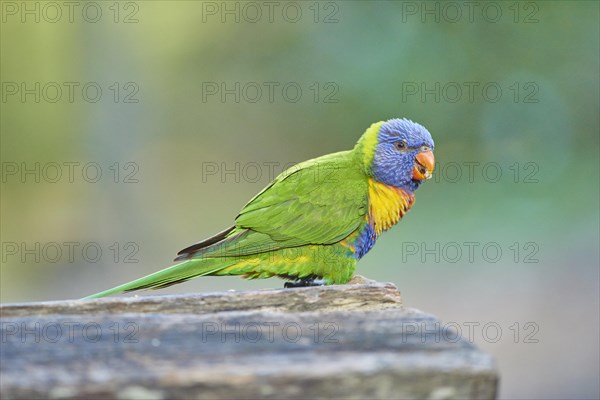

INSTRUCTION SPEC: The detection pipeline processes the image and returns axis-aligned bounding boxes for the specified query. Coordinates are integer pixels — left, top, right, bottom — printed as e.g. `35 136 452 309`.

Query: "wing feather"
177 150 367 260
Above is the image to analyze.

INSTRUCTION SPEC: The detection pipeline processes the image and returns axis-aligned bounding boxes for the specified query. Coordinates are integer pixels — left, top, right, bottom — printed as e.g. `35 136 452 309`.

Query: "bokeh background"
1 1 598 399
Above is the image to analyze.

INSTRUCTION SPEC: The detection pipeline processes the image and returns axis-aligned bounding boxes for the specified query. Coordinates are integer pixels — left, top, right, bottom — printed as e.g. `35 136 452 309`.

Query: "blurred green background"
1 1 598 399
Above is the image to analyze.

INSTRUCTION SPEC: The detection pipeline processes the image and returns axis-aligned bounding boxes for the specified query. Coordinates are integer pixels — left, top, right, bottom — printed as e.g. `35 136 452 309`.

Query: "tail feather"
175 226 236 261
82 259 230 299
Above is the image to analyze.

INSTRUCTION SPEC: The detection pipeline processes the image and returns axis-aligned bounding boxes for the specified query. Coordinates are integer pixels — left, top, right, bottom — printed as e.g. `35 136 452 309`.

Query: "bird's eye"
395 140 408 151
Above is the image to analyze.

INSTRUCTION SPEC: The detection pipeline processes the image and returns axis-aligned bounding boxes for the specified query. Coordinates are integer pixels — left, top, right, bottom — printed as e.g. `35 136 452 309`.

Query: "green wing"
176 151 368 260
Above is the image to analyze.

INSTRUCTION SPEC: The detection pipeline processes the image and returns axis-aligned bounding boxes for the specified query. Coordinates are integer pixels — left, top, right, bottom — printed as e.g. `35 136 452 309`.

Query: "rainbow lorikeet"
84 118 434 298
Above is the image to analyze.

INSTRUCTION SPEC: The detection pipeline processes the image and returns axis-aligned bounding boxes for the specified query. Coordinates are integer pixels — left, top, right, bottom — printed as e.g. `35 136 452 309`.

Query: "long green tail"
82 259 231 299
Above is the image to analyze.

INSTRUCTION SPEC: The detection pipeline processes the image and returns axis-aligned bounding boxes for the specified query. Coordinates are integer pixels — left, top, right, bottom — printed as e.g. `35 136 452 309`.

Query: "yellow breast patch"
368 179 415 236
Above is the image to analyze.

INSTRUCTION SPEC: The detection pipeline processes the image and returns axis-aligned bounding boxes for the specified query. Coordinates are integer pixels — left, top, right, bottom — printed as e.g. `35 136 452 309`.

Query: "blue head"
369 118 435 192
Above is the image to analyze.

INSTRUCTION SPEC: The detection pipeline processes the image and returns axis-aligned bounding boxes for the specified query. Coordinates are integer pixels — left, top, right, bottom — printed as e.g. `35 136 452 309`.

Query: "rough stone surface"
0 280 498 399
0 281 402 317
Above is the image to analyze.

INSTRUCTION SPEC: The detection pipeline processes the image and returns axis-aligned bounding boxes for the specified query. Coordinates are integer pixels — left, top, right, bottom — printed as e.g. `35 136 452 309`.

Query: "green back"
193 150 369 259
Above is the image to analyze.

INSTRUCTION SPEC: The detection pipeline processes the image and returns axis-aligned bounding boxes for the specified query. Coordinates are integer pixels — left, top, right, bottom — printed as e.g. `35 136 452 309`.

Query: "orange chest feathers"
367 179 415 236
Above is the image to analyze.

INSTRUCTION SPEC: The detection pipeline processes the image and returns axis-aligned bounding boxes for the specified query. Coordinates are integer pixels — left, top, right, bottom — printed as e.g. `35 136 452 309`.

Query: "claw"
284 277 325 288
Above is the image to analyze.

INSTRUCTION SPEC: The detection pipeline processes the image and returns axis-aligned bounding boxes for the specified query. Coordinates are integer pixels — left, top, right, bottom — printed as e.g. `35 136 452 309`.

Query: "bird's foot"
284 277 325 288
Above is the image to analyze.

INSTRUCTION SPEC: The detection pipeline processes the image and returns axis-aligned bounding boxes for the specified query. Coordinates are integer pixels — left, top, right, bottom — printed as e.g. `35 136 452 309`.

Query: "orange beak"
412 150 435 181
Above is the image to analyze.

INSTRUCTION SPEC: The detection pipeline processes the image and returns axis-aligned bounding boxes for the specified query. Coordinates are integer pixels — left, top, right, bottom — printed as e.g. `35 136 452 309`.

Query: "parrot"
84 118 434 299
